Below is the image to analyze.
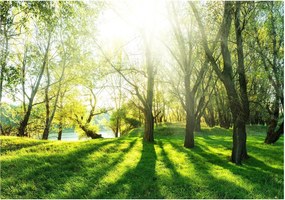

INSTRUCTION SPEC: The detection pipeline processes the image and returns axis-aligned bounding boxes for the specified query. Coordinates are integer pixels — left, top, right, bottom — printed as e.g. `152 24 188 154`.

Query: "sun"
97 0 168 45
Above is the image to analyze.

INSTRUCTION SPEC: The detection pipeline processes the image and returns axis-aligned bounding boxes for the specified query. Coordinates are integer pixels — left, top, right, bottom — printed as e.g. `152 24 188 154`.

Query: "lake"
48 129 115 141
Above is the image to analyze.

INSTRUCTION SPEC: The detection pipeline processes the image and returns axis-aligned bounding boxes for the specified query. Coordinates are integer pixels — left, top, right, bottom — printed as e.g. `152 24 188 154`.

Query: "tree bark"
265 120 284 144
144 108 154 142
115 118 119 137
143 36 155 142
195 117 201 132
58 119 63 140
18 32 52 137
42 63 51 140
0 20 9 135
184 74 195 148
190 1 248 164
235 1 250 122
254 2 283 143
42 49 66 140
264 98 283 144
0 10 9 108
231 117 248 164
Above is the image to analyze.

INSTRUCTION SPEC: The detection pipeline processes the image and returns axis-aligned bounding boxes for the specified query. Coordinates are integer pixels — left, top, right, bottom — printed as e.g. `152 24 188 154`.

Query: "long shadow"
1 139 116 199
156 140 195 198
196 141 283 175
168 141 252 198
61 138 138 199
170 141 283 198
94 140 163 199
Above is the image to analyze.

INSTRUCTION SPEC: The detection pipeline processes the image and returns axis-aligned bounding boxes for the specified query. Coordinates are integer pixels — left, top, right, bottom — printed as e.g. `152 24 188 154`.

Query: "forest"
0 1 284 199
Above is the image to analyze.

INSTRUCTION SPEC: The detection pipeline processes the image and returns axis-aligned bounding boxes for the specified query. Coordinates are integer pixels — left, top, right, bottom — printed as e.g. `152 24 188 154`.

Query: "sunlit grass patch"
0 124 283 199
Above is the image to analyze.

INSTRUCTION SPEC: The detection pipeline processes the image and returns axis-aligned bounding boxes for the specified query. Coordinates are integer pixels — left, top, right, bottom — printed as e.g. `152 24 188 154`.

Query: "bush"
125 117 141 128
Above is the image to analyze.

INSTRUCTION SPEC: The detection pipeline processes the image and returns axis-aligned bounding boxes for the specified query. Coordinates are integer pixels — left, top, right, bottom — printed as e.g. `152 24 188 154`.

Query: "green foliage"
109 106 142 136
0 124 283 199
124 117 141 129
0 104 20 135
75 123 99 139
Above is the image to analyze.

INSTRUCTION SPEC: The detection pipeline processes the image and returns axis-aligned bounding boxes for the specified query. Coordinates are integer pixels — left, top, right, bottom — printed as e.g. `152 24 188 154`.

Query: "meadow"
0 123 283 199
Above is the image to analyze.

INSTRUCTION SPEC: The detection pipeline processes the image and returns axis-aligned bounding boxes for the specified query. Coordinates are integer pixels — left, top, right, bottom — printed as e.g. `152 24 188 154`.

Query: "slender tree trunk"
191 1 249 164
143 37 155 142
265 97 283 144
57 90 65 140
224 78 248 164
219 2 248 164
144 108 154 142
231 1 250 162
58 119 63 140
18 102 33 137
265 120 284 144
115 118 119 137
21 47 28 113
184 74 195 148
231 117 248 164
0 25 9 135
235 1 250 122
0 23 8 108
18 32 52 137
195 117 201 132
42 65 51 140
43 48 66 140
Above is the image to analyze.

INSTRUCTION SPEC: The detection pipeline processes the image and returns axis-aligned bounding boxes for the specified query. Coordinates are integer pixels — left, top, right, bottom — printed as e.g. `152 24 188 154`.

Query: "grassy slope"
0 123 283 199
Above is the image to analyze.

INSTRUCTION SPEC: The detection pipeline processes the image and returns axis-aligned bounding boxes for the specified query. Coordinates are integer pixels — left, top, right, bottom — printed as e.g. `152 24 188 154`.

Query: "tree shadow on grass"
1 139 117 199
156 140 195 198
170 140 283 199
61 138 139 199
93 140 162 199
168 141 252 198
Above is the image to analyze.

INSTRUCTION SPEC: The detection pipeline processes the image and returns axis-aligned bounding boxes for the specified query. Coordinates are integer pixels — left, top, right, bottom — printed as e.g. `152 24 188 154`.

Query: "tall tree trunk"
115 118 119 137
143 37 155 142
264 97 283 144
184 74 195 148
18 32 51 137
21 46 28 113
235 1 250 122
224 79 248 164
0 24 9 135
195 117 201 132
230 1 250 163
43 47 66 140
58 119 63 140
190 2 248 164
0 20 9 108
18 102 33 137
57 91 65 141
232 117 248 164
265 120 284 144
220 2 248 164
42 64 51 140
144 108 154 142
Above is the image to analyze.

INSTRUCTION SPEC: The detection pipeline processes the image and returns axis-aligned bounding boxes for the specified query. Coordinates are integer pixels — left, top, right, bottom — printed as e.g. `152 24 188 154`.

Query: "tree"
252 2 284 144
42 5 76 140
18 31 52 137
97 35 157 142
190 2 250 164
0 2 25 134
166 2 219 147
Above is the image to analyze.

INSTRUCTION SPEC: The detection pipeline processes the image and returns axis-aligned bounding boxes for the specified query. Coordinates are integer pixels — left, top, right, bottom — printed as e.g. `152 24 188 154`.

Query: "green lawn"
0 124 283 199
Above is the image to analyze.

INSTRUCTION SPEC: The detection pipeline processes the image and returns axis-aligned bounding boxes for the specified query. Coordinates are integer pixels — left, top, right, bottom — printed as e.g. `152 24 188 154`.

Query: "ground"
0 123 283 199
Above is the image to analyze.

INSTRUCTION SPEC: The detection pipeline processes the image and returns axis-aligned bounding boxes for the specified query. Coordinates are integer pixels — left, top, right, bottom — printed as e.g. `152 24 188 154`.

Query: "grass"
0 123 283 199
